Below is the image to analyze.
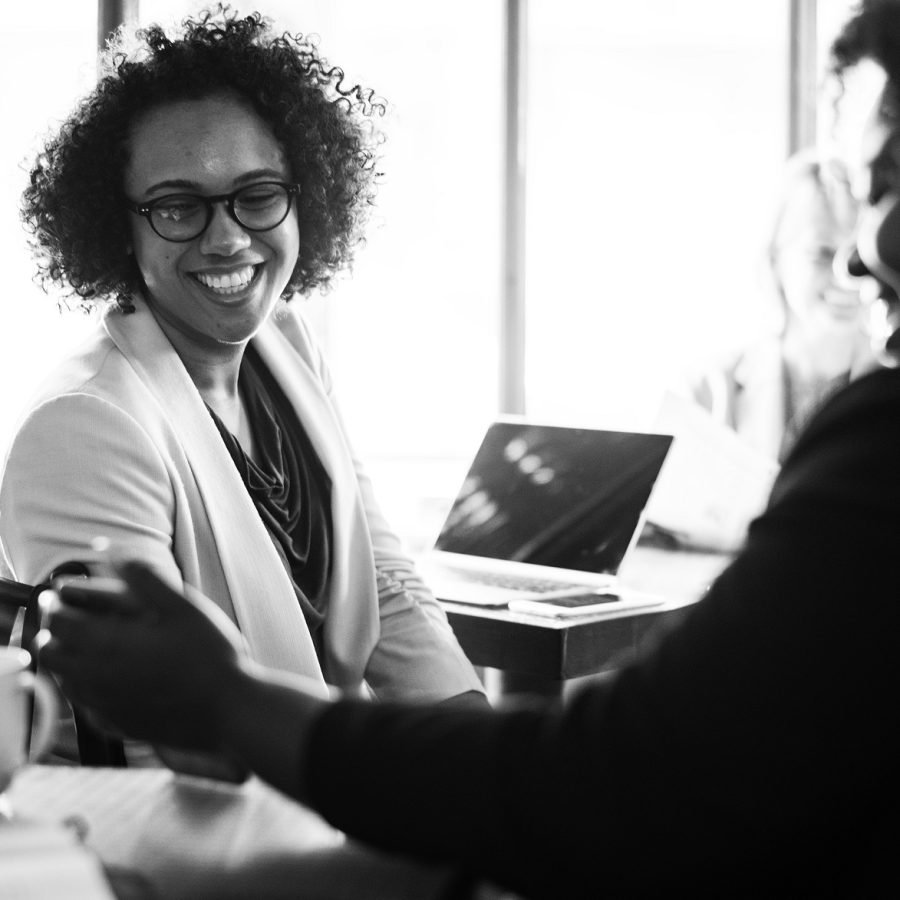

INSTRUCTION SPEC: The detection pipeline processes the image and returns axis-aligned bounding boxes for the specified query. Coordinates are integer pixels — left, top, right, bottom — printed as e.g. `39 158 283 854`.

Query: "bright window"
0 1 98 453
525 0 790 431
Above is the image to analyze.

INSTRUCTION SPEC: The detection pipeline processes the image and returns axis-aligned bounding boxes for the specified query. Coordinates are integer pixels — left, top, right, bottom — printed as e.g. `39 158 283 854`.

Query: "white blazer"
0 299 483 702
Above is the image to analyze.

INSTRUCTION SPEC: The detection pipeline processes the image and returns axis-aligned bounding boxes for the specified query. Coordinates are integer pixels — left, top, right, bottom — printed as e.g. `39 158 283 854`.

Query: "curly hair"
22 4 385 313
829 0 900 128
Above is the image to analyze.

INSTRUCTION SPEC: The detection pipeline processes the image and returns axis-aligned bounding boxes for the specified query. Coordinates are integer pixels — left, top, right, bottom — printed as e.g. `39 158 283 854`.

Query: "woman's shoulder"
691 337 782 394
10 323 156 442
28 324 127 400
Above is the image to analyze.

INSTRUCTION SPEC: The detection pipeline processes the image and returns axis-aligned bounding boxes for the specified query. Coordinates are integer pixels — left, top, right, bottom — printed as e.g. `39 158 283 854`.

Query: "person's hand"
38 560 250 755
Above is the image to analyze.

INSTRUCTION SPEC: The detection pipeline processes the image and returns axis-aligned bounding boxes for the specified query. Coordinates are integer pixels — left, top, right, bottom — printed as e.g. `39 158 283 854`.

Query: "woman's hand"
38 560 249 755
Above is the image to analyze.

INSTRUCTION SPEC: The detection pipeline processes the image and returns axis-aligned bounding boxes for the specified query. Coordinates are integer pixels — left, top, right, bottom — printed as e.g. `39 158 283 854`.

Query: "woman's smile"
190 263 265 302
193 263 259 293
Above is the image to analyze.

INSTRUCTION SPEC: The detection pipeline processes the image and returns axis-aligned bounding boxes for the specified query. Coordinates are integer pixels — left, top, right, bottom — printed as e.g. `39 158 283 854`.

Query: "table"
441 545 731 698
4 765 487 900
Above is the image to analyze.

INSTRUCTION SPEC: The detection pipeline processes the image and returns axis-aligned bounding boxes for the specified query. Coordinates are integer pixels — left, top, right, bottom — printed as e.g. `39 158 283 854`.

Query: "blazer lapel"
102 302 328 690
253 307 379 687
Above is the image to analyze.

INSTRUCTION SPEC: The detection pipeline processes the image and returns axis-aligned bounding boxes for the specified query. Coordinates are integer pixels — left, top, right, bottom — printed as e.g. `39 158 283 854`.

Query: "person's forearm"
217 661 330 803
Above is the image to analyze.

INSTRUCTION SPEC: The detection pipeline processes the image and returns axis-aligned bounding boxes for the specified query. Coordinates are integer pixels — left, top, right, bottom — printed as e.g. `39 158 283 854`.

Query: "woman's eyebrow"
142 178 200 196
141 169 290 197
234 168 289 185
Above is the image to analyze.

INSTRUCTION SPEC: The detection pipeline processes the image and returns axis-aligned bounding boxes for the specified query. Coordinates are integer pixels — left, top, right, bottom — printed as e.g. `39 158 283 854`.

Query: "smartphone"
507 591 624 618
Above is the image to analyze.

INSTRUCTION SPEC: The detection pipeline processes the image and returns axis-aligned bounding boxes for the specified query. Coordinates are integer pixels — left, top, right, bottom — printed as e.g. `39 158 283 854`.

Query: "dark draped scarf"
206 345 333 646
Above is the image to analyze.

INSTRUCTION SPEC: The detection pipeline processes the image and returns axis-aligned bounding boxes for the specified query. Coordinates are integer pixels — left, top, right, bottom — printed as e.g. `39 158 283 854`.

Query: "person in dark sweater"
37 2 900 896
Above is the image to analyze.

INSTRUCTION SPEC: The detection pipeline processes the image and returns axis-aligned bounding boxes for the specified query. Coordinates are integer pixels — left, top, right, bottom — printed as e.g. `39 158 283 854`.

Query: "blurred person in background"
692 150 874 463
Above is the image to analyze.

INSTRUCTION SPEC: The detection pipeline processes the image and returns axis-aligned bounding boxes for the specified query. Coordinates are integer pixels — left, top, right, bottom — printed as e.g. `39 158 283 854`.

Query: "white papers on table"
0 817 115 900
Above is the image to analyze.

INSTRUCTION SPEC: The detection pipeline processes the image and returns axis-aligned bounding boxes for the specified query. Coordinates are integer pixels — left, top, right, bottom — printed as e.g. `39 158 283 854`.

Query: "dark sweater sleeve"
306 369 900 900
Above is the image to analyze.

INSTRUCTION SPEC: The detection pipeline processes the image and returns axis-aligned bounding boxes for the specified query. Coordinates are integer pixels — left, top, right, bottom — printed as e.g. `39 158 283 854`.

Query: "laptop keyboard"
444 566 589 594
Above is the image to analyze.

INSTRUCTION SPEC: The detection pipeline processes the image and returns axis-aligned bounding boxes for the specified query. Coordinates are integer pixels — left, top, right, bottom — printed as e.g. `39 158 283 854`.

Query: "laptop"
419 420 673 609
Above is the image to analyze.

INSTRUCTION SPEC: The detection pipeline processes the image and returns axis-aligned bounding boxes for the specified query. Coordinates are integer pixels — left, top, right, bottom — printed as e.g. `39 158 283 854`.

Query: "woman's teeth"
195 265 256 293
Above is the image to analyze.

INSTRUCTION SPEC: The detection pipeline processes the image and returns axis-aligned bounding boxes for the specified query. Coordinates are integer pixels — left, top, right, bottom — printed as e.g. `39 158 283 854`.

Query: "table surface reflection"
6 765 469 900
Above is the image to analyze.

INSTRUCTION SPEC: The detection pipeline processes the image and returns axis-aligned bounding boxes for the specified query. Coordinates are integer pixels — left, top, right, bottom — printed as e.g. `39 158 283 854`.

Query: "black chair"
0 572 126 767
1 575 48 759
0 575 44 668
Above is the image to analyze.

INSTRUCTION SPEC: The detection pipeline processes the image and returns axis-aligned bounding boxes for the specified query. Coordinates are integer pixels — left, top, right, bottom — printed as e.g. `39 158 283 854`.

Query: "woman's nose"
199 202 251 255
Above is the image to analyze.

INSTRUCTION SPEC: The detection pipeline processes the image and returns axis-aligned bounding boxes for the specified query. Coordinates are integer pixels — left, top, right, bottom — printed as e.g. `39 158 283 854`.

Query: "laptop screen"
434 422 672 575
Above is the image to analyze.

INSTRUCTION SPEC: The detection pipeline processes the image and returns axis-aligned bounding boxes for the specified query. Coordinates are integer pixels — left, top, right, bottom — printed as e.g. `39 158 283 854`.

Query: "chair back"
1 576 48 759
0 576 44 657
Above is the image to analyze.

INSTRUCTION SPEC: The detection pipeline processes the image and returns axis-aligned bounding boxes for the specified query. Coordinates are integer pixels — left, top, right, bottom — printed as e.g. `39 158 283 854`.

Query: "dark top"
306 365 900 898
207 346 332 640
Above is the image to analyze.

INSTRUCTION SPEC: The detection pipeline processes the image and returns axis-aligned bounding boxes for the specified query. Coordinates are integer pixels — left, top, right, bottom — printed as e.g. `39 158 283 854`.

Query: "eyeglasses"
124 181 300 242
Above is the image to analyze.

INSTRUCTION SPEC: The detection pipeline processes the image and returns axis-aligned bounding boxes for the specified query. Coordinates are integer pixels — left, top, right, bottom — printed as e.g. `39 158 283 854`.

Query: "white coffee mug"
0 646 58 793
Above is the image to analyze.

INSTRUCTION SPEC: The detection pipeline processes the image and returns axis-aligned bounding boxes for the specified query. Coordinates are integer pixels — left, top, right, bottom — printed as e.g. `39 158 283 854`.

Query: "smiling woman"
122 94 303 416
0 5 486 772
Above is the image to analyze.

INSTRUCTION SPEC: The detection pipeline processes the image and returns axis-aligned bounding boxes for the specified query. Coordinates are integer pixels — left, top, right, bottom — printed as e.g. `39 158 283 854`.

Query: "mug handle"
20 671 59 760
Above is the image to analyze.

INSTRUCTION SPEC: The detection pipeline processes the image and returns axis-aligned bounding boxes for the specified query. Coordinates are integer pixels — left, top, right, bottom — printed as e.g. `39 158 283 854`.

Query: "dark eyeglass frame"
123 181 301 243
